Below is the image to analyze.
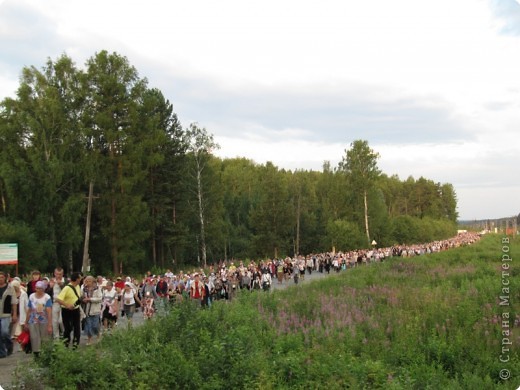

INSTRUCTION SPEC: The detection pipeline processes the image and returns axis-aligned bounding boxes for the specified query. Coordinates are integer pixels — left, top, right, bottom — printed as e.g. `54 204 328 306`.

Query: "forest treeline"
0 51 458 275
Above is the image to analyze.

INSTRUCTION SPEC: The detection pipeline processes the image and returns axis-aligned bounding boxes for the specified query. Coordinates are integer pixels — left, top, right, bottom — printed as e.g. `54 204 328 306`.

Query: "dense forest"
0 51 458 275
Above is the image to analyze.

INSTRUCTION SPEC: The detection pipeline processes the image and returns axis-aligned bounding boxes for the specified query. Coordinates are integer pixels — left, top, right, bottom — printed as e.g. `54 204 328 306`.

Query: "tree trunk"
196 165 207 268
364 189 370 247
224 240 227 262
69 248 73 274
152 220 157 268
295 193 301 255
49 214 58 262
159 243 164 269
172 200 177 266
81 180 94 274
111 149 122 275
150 170 157 267
111 195 118 275
0 182 6 216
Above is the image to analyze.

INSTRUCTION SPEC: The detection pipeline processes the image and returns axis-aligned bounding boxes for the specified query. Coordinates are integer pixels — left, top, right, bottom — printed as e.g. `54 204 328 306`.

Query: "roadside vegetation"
15 234 519 389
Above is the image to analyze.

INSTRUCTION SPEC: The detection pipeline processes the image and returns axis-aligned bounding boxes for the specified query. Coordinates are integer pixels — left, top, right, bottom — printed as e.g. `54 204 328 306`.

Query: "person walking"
81 276 102 345
141 278 157 320
26 270 42 297
0 272 17 358
55 272 83 349
121 282 141 327
261 271 272 292
155 275 169 314
25 281 52 357
101 281 119 331
189 273 205 305
49 267 66 339
9 279 27 349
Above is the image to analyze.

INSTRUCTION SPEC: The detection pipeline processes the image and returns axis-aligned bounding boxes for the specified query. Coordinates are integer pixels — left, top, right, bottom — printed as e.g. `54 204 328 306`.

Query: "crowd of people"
0 231 481 358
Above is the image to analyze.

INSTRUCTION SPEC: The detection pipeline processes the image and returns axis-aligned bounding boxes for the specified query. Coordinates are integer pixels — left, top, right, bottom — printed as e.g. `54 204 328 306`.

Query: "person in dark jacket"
155 275 169 313
26 270 41 297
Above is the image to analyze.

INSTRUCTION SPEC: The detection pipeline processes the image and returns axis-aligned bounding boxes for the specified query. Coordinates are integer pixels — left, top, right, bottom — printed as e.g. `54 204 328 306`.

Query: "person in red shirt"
114 277 125 292
189 273 205 304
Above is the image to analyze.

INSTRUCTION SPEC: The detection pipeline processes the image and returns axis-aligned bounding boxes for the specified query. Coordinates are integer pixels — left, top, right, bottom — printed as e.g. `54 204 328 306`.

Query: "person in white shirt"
121 282 141 327
101 281 118 331
9 280 27 350
49 267 66 339
261 272 272 292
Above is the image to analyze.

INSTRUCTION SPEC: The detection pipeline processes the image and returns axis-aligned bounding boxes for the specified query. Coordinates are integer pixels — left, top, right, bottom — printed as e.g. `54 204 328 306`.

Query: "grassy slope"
257 234 520 389
24 234 519 389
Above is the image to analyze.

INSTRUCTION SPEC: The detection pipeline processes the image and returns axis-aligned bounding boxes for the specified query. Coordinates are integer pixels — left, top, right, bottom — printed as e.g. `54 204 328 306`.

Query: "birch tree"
185 123 219 268
339 140 381 247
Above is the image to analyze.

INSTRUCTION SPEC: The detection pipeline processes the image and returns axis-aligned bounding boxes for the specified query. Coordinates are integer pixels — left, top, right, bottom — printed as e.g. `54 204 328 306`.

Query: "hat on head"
35 280 46 289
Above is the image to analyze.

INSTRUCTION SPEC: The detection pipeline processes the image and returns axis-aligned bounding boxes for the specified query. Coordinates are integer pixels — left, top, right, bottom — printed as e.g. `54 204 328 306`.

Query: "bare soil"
0 348 32 389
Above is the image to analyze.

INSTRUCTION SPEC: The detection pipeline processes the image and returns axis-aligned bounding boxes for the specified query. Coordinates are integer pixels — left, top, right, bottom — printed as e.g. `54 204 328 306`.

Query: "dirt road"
0 312 145 389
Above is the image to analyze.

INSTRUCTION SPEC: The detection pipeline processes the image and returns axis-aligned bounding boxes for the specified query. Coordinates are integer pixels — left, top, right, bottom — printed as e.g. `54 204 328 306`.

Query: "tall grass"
18 234 520 389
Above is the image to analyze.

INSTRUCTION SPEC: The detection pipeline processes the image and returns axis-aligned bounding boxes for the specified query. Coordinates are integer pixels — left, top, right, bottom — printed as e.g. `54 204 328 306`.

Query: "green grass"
19 234 520 389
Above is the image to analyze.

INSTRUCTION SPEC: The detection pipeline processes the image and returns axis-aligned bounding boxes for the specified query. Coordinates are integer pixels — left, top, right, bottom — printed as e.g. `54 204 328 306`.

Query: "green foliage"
391 215 457 245
22 235 520 389
0 218 45 271
339 140 381 187
326 219 365 250
249 162 292 258
1 53 461 273
380 174 459 222
339 140 382 246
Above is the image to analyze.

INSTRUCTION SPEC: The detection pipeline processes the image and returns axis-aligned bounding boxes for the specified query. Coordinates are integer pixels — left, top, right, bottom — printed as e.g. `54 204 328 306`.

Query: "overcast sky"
1 0 519 221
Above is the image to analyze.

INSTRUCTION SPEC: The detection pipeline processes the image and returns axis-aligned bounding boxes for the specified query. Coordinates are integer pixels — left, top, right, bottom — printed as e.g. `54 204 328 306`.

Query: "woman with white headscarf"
25 280 52 356
10 279 28 345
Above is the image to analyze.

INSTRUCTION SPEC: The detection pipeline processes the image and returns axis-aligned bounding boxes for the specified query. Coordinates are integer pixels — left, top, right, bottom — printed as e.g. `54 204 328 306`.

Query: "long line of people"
0 232 481 358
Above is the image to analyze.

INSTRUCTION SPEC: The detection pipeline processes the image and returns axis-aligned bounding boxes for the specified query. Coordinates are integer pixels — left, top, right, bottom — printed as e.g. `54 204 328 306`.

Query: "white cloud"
214 135 343 171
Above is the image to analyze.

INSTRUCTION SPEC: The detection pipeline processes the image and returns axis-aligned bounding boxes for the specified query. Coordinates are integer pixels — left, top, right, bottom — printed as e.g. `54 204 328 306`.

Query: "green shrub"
21 234 520 389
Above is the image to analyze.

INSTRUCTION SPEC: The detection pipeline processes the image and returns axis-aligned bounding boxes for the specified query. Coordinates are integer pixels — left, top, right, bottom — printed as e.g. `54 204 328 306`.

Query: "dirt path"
270 268 336 291
0 344 33 389
0 312 145 389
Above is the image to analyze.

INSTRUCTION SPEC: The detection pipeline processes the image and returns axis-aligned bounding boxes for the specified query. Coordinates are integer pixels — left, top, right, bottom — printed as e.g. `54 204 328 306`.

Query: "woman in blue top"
25 280 53 356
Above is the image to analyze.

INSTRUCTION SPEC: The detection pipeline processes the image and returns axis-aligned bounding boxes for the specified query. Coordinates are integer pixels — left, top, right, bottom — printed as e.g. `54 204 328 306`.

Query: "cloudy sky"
0 0 519 221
